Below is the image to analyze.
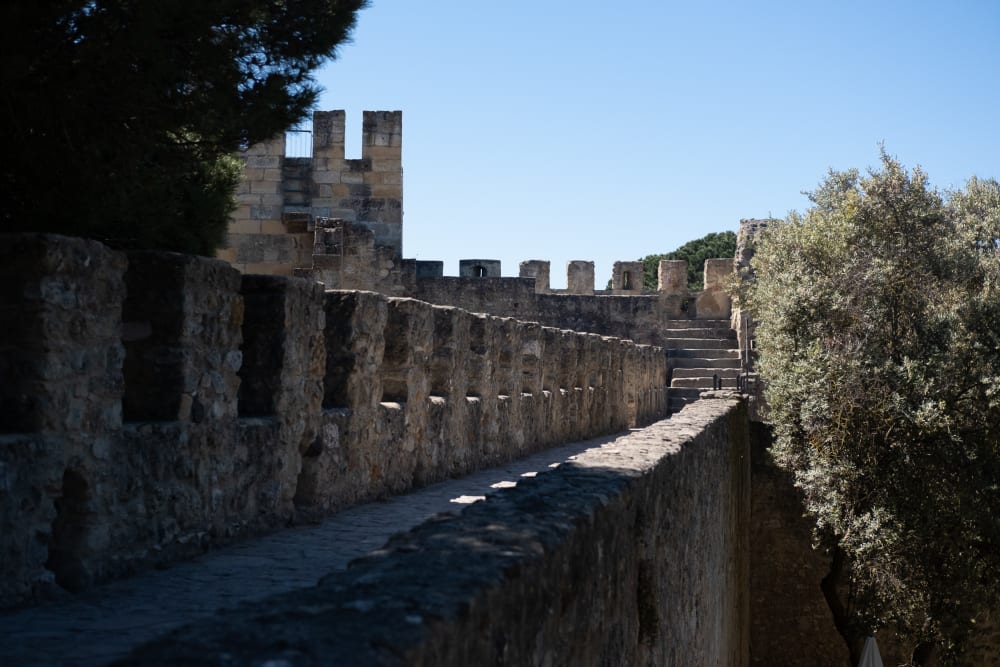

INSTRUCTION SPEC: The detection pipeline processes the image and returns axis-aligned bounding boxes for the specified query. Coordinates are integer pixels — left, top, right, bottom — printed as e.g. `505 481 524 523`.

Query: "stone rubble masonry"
120 394 751 667
695 257 735 320
0 233 669 608
657 259 688 294
300 217 414 296
220 110 735 337
611 260 644 292
222 110 403 276
518 259 551 293
566 260 596 295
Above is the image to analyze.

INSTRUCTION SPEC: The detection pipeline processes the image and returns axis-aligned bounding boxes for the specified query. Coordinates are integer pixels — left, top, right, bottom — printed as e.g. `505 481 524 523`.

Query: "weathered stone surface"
566 259 595 294
0 234 126 596
458 259 501 278
658 259 688 294
518 259 550 293
0 234 126 435
222 110 403 274
748 423 848 666
122 251 243 423
611 260 643 292
695 257 734 319
0 234 673 607
119 395 750 667
0 434 64 603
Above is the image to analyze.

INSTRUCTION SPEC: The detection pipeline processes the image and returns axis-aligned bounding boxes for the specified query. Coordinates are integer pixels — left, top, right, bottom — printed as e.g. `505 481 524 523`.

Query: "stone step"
670 357 741 369
663 319 731 328
663 328 737 340
671 367 740 379
670 376 739 389
665 337 738 350
668 348 740 360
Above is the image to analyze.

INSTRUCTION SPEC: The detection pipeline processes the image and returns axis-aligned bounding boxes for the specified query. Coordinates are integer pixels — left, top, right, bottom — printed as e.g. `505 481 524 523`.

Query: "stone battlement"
219 111 735 330
0 233 669 608
221 110 403 275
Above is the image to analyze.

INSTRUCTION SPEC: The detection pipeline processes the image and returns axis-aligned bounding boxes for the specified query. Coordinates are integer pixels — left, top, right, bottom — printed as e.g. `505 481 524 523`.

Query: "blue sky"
312 1 999 287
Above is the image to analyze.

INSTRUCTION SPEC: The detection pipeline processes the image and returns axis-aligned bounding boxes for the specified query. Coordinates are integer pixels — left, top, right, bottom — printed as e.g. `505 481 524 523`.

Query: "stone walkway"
0 434 622 667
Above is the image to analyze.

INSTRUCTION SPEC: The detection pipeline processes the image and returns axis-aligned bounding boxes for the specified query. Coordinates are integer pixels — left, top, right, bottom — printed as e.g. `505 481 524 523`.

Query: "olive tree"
747 153 1000 665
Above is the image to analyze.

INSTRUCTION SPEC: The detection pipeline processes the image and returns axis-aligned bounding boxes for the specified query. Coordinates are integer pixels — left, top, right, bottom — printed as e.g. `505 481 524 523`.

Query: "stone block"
214 247 238 265
415 261 444 279
703 258 734 290
244 155 281 170
459 259 502 278
250 205 281 221
370 159 402 173
519 260 551 293
228 221 261 235
122 252 242 423
243 135 285 158
311 110 346 159
239 275 326 511
612 261 644 291
249 180 281 195
311 169 342 185
0 234 126 435
567 260 595 295
323 291 387 411
0 434 65 606
259 220 288 235
658 259 688 294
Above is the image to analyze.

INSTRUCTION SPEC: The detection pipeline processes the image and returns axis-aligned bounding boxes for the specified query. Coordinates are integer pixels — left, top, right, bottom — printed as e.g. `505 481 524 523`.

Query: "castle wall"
409 276 698 348
0 234 668 608
120 394 752 667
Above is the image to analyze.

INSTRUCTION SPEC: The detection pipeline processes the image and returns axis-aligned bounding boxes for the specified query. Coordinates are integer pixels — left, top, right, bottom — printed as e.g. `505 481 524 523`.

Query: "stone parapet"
120 396 751 667
0 234 669 607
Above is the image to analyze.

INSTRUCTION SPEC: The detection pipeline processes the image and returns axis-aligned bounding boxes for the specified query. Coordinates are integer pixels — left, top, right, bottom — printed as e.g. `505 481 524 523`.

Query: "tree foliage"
1 0 366 254
639 230 736 290
747 153 1000 663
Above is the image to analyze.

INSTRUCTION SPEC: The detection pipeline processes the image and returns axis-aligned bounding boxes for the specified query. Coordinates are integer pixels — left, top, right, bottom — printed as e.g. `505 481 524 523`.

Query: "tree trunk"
911 640 938 666
821 545 864 666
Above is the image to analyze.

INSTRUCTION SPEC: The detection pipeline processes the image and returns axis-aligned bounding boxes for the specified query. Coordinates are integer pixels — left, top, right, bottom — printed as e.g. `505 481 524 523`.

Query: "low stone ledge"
120 396 750 667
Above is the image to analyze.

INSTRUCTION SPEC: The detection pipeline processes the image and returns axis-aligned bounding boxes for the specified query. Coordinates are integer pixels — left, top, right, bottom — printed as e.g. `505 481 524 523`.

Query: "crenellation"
566 260 596 294
459 259 502 278
1 233 673 607
224 112 732 332
311 110 346 160
223 110 404 276
658 259 688 294
612 260 644 292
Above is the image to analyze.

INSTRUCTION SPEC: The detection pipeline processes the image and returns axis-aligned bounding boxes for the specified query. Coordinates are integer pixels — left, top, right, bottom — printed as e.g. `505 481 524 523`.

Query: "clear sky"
311 0 999 287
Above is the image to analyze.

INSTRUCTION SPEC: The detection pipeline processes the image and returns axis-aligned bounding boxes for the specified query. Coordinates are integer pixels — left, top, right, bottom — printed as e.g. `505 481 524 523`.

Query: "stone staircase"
664 319 740 414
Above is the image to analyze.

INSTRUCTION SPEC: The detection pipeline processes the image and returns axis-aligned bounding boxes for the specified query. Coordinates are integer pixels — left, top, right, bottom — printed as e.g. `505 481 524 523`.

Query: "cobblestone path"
0 435 620 666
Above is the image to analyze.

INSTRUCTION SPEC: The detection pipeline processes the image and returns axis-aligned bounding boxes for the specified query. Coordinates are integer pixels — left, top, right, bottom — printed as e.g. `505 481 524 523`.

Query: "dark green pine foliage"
1 0 367 255
639 230 737 290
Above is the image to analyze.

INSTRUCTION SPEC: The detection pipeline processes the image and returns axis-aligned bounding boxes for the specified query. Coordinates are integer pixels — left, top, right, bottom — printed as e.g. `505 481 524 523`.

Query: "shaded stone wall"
0 234 668 608
748 424 849 666
121 395 751 667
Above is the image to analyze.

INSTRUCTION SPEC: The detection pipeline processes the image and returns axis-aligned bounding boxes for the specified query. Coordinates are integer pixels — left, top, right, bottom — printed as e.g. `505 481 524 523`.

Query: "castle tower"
221 110 403 276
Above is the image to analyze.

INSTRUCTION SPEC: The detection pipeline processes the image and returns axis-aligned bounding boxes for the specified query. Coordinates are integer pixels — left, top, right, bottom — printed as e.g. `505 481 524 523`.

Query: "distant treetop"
639 230 737 290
